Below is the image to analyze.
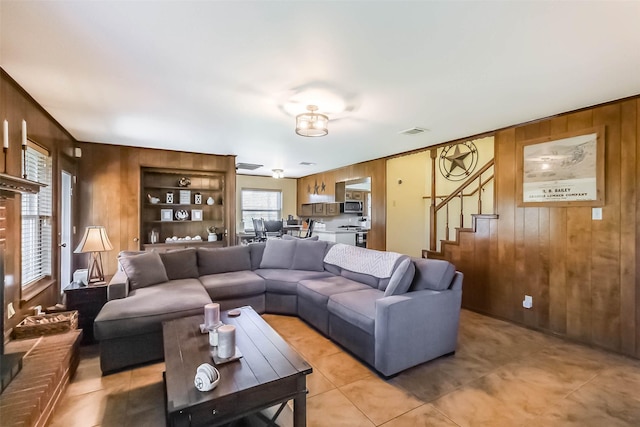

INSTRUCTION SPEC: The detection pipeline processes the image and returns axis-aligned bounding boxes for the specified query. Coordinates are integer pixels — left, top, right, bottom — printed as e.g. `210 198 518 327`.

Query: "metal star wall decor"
439 141 479 181
321 181 326 192
313 180 320 194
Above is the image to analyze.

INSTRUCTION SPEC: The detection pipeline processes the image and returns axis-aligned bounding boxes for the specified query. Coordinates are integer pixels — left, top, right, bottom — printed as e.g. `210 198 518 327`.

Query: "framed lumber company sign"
517 126 605 207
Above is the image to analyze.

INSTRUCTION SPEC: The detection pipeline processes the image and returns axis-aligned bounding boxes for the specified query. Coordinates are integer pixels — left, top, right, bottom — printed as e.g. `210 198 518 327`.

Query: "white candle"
217 324 236 359
204 303 220 328
209 329 218 346
21 120 27 147
3 120 8 149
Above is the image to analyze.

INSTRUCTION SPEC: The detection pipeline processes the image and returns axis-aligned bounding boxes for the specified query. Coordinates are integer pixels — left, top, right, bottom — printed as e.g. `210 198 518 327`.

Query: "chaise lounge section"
94 239 463 377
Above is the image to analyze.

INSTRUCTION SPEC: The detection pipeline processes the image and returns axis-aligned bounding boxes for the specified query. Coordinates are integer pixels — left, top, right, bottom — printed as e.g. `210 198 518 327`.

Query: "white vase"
208 233 217 242
207 197 215 205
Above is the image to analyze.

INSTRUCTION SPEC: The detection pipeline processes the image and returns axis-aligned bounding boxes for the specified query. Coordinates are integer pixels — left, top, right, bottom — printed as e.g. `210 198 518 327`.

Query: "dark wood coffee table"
162 306 312 426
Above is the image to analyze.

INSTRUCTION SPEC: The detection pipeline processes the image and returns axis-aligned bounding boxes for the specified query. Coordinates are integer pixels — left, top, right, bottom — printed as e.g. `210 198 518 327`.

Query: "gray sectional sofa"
94 238 463 376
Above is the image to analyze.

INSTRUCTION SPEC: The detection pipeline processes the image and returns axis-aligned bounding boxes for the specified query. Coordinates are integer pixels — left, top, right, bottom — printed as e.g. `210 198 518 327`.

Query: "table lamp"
74 226 114 283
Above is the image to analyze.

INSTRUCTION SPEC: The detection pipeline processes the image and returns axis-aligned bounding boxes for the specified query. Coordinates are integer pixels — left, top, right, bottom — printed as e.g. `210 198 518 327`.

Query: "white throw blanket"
323 243 402 279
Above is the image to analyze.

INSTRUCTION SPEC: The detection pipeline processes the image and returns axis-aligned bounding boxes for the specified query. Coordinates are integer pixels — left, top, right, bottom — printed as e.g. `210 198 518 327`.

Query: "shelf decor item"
178 177 191 187
175 209 189 221
192 209 203 221
207 225 218 241
207 196 215 205
161 209 173 221
166 191 174 204
179 190 191 204
194 192 202 204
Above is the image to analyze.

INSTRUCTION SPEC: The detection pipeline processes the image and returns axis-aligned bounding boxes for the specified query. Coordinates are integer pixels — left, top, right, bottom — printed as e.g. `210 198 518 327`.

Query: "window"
241 189 282 230
21 142 52 288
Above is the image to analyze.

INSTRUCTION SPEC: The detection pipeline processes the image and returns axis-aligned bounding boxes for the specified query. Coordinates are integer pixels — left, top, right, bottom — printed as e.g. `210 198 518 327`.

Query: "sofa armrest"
107 270 129 300
374 278 463 376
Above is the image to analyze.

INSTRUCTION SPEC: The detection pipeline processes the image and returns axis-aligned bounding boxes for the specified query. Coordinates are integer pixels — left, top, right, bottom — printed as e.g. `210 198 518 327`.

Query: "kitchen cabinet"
300 203 313 216
349 191 364 200
313 203 325 215
141 167 227 249
325 203 340 215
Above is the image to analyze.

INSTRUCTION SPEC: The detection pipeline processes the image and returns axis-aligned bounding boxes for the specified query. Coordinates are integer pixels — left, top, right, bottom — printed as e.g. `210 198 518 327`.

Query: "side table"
63 280 109 344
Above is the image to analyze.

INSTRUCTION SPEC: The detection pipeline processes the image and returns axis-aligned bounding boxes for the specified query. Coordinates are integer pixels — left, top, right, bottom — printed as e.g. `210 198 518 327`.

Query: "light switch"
592 207 603 220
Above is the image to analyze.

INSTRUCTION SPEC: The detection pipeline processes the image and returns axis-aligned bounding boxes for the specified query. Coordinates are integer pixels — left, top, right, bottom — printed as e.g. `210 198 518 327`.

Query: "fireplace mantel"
0 173 45 195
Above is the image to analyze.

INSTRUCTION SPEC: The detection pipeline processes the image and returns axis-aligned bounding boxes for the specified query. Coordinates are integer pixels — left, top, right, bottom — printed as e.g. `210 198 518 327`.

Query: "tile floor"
49 309 640 427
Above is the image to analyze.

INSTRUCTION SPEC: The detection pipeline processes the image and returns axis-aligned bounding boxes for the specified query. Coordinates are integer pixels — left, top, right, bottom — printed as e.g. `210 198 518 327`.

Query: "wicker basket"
13 310 79 339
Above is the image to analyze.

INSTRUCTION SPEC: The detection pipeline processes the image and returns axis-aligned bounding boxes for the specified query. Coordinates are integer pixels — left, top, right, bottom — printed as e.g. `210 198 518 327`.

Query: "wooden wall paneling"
536 207 551 330
493 129 517 320
121 147 140 252
472 218 491 311
563 109 595 342
513 126 531 325
636 99 640 358
547 116 569 334
619 99 637 356
589 105 623 351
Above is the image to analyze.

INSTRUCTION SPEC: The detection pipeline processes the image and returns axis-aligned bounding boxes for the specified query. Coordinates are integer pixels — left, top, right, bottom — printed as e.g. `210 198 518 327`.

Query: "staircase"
423 154 498 259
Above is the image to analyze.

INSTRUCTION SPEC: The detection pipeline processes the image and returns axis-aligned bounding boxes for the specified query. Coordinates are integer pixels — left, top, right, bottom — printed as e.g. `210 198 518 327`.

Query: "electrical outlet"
7 302 16 319
522 295 533 309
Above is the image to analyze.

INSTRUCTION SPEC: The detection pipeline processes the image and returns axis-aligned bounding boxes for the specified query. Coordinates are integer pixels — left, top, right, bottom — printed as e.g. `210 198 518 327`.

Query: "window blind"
21 143 52 287
241 189 282 230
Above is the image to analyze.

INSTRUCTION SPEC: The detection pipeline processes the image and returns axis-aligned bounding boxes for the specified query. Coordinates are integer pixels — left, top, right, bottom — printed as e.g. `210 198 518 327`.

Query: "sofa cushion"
291 240 327 272
94 278 211 340
256 269 333 294
118 251 168 290
384 258 415 297
328 288 384 335
248 242 266 270
260 239 296 269
160 248 199 280
410 257 456 291
297 276 370 307
199 271 266 300
197 246 251 276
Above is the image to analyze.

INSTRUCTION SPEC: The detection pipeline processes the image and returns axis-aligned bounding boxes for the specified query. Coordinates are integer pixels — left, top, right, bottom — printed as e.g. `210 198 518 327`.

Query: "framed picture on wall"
516 126 605 207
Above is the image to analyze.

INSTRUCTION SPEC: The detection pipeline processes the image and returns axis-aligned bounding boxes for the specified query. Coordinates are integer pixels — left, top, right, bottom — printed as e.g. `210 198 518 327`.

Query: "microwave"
342 201 363 214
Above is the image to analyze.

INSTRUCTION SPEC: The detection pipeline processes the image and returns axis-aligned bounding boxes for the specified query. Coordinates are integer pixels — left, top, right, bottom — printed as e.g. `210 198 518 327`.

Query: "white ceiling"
2 1 639 178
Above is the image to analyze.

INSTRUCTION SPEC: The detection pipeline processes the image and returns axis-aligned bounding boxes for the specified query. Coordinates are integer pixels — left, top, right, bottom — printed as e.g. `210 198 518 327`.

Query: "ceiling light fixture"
295 105 328 137
272 169 284 179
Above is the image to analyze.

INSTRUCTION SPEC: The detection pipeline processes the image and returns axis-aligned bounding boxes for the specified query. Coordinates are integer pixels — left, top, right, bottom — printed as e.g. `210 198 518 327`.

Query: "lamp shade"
295 105 328 137
74 226 114 253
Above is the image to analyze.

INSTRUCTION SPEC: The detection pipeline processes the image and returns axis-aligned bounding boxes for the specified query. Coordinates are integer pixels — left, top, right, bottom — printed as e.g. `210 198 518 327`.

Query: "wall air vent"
235 162 263 171
398 127 428 135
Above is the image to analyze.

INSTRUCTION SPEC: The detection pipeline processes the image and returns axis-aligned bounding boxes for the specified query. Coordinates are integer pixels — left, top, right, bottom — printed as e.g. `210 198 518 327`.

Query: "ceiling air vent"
398 127 428 135
299 162 316 166
235 162 263 171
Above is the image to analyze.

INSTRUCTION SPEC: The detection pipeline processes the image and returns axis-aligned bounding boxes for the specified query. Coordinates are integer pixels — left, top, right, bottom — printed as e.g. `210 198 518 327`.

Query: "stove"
337 225 362 231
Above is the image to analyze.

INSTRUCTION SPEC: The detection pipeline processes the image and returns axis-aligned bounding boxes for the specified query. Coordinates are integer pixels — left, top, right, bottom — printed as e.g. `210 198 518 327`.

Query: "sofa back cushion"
118 251 168 290
249 242 266 270
281 234 319 241
410 257 456 291
291 239 327 271
159 248 199 280
197 246 252 276
323 243 411 290
260 239 296 269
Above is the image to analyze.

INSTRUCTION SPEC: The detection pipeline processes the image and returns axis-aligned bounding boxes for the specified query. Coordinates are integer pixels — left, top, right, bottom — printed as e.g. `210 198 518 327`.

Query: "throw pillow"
384 258 415 297
260 239 296 269
118 251 168 290
197 246 252 276
291 239 327 271
159 248 199 280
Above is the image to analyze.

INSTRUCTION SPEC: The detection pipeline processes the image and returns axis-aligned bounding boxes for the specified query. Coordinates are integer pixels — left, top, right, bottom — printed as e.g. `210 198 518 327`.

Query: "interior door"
59 168 74 292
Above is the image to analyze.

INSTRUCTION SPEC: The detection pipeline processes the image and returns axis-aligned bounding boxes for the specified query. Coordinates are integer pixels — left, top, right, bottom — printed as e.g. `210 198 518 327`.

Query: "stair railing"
427 158 494 251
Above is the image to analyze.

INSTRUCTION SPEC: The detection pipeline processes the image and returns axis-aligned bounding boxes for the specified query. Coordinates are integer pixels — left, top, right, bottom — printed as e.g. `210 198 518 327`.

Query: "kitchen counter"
314 228 369 246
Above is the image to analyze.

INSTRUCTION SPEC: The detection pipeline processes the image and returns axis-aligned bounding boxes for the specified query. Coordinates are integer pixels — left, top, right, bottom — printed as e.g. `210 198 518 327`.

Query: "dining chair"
252 218 267 242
